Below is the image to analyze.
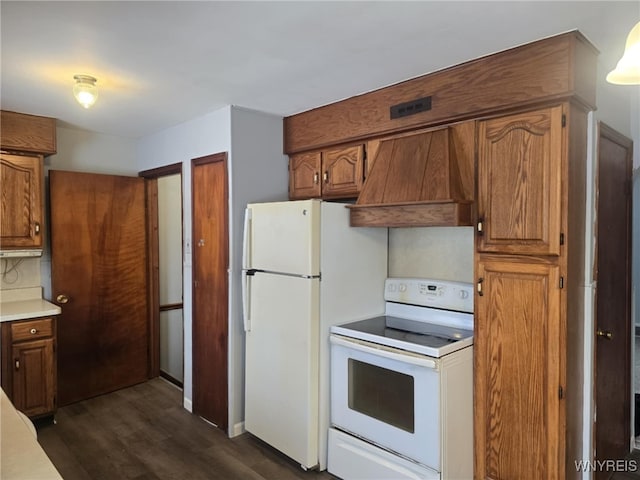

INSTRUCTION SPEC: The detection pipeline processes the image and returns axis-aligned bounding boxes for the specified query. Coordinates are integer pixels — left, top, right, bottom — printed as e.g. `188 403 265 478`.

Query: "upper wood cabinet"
477 106 564 255
0 153 44 249
289 144 365 200
289 152 321 199
1 110 57 156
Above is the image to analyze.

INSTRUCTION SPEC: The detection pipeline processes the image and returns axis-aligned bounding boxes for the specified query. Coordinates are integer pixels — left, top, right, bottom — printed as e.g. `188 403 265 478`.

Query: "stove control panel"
384 277 474 313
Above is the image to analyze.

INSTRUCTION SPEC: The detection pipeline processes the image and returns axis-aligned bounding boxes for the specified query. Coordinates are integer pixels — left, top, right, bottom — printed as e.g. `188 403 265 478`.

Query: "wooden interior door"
50 170 149 406
594 122 633 474
192 153 228 430
475 256 562 480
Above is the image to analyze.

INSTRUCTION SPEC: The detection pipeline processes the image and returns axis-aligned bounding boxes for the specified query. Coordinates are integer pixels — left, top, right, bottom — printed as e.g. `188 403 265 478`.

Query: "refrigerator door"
244 271 320 468
245 199 320 276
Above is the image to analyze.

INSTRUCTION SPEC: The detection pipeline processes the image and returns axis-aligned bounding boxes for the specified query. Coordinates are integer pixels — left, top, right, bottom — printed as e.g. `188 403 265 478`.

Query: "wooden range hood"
348 123 475 228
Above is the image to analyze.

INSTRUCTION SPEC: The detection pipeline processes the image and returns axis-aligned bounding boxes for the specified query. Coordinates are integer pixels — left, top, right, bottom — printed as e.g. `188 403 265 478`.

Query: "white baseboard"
230 421 245 438
183 397 193 412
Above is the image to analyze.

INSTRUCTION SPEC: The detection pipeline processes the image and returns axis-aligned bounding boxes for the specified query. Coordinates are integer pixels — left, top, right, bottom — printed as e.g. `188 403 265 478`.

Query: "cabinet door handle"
323 171 329 183
313 172 319 185
477 278 484 297
477 218 484 235
15 359 19 370
34 222 41 235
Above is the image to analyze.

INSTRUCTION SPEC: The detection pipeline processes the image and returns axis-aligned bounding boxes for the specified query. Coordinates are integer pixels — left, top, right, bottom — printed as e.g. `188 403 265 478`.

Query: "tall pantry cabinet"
474 102 589 480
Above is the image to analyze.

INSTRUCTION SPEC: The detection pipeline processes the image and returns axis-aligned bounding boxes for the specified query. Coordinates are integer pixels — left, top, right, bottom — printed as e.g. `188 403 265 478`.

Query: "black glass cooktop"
333 315 473 350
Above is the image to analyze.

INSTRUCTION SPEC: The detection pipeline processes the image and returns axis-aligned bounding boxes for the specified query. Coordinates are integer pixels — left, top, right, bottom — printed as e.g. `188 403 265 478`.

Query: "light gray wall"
136 106 288 435
137 106 232 413
228 106 289 435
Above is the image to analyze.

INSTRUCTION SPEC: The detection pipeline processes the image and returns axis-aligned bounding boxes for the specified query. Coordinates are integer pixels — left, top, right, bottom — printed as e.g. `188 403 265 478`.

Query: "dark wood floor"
37 378 336 480
610 450 640 480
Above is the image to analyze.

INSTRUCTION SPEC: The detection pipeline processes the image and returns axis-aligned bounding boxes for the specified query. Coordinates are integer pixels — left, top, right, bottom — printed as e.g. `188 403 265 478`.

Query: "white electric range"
328 277 474 480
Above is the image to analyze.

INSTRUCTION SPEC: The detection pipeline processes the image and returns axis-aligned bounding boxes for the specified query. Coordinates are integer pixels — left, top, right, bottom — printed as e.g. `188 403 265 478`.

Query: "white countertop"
0 389 63 479
0 287 61 322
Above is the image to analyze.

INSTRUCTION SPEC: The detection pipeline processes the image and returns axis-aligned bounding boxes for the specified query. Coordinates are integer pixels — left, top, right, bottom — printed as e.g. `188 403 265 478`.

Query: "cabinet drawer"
11 318 54 342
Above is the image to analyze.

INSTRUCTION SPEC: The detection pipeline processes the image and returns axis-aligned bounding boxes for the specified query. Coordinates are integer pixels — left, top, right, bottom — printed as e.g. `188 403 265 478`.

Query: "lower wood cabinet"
474 256 563 479
1 317 57 418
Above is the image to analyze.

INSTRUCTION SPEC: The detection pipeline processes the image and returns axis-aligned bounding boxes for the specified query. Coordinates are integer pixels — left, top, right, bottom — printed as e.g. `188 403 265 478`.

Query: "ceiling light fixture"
606 21 640 85
73 74 98 108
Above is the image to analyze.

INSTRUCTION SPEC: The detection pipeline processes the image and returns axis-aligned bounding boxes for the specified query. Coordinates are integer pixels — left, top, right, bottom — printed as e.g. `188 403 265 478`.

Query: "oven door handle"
330 335 438 370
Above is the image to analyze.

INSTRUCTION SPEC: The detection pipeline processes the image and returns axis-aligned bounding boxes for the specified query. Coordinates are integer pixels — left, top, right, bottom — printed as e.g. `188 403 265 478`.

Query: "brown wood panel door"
0 152 43 249
475 256 562 480
478 106 563 255
322 144 364 198
594 123 633 475
50 170 149 406
192 154 228 431
289 152 321 200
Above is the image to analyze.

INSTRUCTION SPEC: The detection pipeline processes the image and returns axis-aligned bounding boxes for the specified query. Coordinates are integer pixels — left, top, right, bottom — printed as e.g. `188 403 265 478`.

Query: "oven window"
347 359 414 433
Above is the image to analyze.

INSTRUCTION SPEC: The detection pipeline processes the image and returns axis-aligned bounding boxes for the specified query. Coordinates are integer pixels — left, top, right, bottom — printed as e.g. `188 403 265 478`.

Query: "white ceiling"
1 1 639 139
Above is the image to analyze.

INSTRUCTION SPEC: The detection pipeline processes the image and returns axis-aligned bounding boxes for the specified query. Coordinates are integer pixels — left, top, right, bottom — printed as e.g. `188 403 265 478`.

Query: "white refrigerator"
242 199 387 470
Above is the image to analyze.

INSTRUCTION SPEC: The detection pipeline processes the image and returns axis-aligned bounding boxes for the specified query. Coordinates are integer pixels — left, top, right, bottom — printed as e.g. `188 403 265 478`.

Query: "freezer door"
246 200 320 276
244 272 320 468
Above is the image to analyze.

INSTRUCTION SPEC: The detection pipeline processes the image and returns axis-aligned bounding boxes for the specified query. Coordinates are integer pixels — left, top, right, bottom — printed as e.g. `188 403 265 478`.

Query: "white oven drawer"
328 428 439 480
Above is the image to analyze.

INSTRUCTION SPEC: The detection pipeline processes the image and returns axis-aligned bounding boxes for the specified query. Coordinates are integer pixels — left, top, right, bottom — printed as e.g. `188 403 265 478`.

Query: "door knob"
596 329 612 340
56 294 69 304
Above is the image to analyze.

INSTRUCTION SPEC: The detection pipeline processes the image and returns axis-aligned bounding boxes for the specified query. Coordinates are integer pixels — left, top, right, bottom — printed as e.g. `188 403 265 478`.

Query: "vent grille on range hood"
347 123 475 228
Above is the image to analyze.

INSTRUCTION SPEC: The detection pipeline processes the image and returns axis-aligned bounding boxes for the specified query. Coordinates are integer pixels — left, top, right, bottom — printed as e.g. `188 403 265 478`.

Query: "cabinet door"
321 144 364 198
478 106 563 255
474 257 562 480
12 338 56 417
0 153 43 249
289 152 321 200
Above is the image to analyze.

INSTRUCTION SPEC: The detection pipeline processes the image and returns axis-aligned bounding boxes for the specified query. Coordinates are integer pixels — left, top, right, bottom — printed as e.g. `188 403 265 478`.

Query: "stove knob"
459 290 469 299
399 284 407 292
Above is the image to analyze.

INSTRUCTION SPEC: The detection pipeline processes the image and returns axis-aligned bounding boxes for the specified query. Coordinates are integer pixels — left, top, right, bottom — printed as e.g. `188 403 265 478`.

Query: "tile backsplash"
388 227 474 283
0 257 42 291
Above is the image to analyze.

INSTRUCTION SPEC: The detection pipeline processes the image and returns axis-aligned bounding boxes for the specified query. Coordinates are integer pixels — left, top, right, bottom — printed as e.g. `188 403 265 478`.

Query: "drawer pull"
30 328 37 334
15 359 19 370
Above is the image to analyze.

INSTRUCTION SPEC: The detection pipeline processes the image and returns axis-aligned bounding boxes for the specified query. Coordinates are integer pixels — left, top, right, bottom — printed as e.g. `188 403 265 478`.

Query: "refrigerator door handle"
242 207 252 270
242 269 252 332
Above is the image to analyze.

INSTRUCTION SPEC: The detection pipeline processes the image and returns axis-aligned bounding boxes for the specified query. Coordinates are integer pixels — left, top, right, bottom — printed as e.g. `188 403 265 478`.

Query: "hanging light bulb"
73 74 98 108
606 21 640 85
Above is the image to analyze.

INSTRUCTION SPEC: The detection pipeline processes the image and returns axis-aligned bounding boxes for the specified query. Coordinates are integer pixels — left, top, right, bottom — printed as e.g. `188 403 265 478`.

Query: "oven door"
330 334 441 471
